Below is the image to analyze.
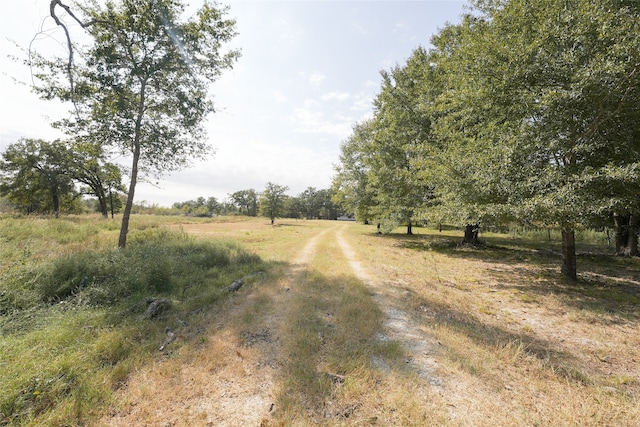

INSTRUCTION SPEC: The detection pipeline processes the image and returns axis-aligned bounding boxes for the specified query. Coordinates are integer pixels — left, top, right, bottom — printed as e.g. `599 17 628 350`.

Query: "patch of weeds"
517 292 538 303
479 305 496 316
445 345 482 376
611 375 637 387
0 227 268 425
93 329 133 367
550 364 593 386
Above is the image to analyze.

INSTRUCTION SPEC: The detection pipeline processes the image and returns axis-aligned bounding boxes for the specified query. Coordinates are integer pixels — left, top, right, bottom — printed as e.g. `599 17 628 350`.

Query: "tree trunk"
629 214 639 257
98 192 108 218
462 223 479 245
407 221 413 235
109 188 115 219
613 213 639 256
614 213 629 255
119 80 146 249
118 144 139 248
52 190 60 219
561 227 577 280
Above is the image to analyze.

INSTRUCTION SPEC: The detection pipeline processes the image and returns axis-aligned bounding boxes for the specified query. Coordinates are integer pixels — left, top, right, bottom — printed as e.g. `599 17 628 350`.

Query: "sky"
0 0 468 207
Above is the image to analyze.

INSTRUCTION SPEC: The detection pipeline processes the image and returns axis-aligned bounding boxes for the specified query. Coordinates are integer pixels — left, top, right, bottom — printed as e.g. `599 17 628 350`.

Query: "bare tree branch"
48 0 106 113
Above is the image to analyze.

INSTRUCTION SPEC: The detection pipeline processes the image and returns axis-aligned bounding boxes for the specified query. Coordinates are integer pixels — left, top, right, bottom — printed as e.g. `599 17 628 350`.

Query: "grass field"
1 215 638 426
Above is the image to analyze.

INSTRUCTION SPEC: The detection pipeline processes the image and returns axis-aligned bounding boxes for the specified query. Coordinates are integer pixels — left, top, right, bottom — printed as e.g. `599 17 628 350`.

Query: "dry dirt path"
101 222 450 426
100 227 332 427
335 226 443 388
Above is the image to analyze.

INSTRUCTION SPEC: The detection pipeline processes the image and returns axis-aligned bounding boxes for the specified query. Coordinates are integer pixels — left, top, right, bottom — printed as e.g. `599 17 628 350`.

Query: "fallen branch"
139 297 170 319
159 327 176 352
224 278 244 292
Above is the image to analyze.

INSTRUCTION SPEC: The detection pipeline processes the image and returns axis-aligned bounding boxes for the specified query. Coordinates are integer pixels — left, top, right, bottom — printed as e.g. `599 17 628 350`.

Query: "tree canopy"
333 0 640 279
33 0 239 247
0 139 77 217
260 182 289 225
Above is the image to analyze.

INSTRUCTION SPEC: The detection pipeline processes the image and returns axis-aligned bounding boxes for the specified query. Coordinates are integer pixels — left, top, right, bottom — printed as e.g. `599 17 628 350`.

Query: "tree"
432 0 640 278
367 49 437 234
332 120 380 224
333 49 437 233
259 182 289 225
34 0 239 247
65 143 125 218
0 139 78 217
314 188 339 220
206 196 221 216
229 189 259 216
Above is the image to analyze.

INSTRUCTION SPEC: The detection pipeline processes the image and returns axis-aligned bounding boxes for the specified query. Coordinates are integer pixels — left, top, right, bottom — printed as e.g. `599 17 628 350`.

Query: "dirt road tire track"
335 226 443 387
102 223 446 426
101 227 332 427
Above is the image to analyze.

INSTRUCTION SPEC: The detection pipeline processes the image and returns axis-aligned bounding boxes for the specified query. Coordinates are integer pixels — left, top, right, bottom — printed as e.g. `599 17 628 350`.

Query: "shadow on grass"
409 290 596 386
371 231 640 322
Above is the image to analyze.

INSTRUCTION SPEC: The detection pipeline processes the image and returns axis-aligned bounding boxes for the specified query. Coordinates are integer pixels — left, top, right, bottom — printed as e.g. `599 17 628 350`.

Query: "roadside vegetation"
0 215 266 426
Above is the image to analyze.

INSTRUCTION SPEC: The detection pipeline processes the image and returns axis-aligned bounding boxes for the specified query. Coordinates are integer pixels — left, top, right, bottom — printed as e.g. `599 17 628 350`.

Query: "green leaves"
260 182 289 224
333 0 640 274
33 0 239 246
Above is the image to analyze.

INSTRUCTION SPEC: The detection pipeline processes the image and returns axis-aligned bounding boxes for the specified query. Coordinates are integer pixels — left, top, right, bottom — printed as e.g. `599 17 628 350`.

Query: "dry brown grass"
344 223 640 426
100 217 638 426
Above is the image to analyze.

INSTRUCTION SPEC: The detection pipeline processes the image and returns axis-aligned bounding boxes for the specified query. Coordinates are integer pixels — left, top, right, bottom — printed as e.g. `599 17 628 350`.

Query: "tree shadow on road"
372 231 640 323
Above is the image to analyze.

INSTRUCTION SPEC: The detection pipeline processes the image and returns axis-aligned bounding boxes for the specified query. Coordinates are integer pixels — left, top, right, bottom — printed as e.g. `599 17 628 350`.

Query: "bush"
22 229 263 308
37 253 95 302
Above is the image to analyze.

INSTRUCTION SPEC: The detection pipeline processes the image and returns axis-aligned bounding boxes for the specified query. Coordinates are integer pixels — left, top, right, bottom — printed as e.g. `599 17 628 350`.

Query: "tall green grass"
0 217 265 426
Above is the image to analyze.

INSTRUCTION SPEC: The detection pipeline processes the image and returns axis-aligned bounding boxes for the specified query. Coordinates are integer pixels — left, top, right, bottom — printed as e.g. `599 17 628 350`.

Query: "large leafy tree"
333 49 437 233
35 0 239 247
0 139 77 217
229 189 259 216
332 120 379 223
433 0 640 278
369 48 437 234
65 143 125 217
429 16 517 243
259 182 289 225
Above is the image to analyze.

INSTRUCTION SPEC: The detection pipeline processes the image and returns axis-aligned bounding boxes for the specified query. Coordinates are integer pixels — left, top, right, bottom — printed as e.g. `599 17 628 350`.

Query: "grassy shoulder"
0 215 267 426
344 223 640 425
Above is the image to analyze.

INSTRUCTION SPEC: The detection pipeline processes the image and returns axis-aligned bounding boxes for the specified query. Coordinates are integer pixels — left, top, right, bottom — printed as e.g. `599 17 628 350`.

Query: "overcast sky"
0 0 467 207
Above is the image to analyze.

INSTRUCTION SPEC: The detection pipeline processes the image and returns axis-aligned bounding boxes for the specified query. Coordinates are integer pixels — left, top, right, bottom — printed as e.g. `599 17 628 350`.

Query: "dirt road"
101 222 449 426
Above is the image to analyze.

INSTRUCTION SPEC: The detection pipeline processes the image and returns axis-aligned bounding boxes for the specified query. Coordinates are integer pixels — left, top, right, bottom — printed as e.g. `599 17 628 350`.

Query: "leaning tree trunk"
118 143 140 248
119 81 146 249
561 226 577 280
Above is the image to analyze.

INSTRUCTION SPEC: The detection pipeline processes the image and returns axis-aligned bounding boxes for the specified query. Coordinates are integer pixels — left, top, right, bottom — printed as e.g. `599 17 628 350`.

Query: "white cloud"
291 99 353 138
273 17 302 44
321 91 350 102
308 72 326 86
273 90 288 103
